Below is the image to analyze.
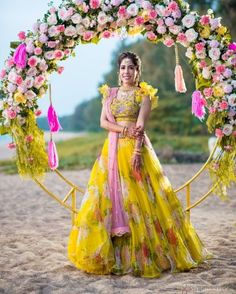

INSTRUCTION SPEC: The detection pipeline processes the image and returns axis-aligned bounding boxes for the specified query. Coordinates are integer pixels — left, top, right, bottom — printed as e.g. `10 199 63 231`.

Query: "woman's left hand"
131 153 142 173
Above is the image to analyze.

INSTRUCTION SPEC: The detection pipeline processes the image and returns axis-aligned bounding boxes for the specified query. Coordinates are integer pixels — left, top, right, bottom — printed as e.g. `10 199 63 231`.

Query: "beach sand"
0 164 235 293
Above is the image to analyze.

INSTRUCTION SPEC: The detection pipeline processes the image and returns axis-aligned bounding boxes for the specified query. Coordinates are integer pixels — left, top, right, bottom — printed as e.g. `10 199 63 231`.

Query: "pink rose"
102 30 111 38
7 108 17 119
54 50 64 60
215 128 224 138
18 31 26 41
57 25 65 33
146 31 157 41
83 31 94 41
16 76 23 86
199 60 207 68
224 68 232 78
64 49 71 55
35 109 42 116
64 25 77 37
47 41 58 48
57 66 64 74
224 84 233 94
34 75 45 88
209 106 216 113
90 0 100 9
118 6 127 18
169 25 181 35
219 101 228 110
28 56 38 67
7 142 16 149
40 23 48 33
203 87 213 97
200 15 210 25
25 135 34 143
49 7 57 14
177 32 187 45
0 69 6 80
195 42 205 52
39 34 48 44
34 47 42 55
215 65 225 75
149 9 157 19
168 1 179 12
135 16 144 26
163 38 174 47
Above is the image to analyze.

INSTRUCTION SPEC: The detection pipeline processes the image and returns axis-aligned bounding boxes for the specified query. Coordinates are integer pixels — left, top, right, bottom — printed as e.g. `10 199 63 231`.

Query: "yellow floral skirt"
68 136 214 278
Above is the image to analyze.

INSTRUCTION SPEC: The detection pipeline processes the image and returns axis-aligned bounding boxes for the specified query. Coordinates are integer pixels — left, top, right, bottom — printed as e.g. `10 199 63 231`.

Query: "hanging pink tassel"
13 43 27 68
47 139 59 170
47 104 63 132
175 64 187 93
191 90 206 121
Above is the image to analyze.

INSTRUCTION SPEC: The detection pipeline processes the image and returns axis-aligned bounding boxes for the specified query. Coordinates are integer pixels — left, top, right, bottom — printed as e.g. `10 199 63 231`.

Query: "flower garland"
0 0 235 198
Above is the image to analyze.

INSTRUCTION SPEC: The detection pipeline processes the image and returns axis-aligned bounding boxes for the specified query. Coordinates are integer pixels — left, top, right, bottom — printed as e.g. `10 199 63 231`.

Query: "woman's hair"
117 51 142 86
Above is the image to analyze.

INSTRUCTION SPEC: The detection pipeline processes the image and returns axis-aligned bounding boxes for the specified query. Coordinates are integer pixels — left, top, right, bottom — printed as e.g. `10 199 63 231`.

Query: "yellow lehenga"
68 82 214 278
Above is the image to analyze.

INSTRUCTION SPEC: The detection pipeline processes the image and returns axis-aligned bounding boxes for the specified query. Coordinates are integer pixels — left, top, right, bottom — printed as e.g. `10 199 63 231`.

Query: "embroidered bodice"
99 82 159 122
110 88 140 122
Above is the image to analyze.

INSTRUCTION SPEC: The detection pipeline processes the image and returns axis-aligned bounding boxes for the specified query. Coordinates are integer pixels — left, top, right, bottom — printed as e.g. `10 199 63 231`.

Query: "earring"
118 75 122 86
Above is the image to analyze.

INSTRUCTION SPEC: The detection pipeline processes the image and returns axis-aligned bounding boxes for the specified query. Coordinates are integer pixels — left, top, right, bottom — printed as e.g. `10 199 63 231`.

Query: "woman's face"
119 57 137 86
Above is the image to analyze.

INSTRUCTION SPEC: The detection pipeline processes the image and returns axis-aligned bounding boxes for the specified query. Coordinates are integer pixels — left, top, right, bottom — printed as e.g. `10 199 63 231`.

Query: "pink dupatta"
105 87 130 237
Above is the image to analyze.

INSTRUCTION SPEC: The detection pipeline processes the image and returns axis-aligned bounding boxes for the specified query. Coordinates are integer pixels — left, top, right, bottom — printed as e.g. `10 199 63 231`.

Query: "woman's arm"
100 103 124 133
131 96 151 173
136 95 152 131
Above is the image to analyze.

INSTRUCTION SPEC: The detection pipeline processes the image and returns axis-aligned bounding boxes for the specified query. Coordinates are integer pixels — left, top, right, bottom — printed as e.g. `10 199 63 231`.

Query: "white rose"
71 13 82 24
185 47 194 59
127 3 139 16
97 12 108 25
222 124 233 136
76 24 85 35
47 14 57 25
202 67 211 79
44 51 55 60
82 16 91 28
185 28 198 42
155 4 165 16
64 25 77 37
182 14 196 28
25 90 37 100
48 26 59 37
0 100 4 110
196 50 206 59
227 94 236 106
169 25 182 35
209 48 221 61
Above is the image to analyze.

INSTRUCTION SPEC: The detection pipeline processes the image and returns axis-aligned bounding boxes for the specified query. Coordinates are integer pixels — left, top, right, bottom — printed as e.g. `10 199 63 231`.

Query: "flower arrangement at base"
0 0 235 199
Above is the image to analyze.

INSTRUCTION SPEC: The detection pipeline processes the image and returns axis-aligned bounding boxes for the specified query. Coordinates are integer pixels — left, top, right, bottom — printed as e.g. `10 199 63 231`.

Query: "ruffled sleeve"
98 84 110 105
135 81 159 111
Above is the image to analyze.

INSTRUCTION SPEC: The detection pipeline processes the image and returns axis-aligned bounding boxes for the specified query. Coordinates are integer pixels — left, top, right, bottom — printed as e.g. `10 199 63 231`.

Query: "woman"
68 51 214 278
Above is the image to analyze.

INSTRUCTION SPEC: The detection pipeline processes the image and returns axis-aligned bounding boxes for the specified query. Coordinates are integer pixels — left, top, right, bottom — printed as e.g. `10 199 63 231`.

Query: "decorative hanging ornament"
13 43 27 69
174 44 187 93
47 133 59 170
191 90 207 121
47 84 63 133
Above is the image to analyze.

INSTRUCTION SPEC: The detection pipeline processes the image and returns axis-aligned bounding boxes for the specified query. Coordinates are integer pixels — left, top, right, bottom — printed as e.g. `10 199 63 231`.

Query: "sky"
0 0 139 116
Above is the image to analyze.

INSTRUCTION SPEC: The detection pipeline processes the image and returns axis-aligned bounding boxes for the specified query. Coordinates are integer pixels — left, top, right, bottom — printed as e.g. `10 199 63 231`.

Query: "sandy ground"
0 164 236 294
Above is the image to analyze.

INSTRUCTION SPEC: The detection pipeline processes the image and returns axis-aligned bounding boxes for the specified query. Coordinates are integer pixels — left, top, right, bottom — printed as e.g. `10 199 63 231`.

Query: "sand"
0 164 235 294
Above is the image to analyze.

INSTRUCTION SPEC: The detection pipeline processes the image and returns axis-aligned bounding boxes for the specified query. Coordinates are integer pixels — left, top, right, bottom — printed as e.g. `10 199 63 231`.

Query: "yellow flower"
38 87 46 97
136 82 159 110
213 86 224 97
14 92 26 104
128 26 144 36
200 26 211 39
98 84 109 104
216 26 227 36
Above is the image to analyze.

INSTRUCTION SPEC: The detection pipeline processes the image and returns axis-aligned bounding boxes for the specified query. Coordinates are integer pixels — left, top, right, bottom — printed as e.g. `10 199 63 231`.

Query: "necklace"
119 86 137 92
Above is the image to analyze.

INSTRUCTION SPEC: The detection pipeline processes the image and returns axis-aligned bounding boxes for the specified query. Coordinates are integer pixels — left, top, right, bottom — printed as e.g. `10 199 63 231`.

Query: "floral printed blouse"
99 82 159 122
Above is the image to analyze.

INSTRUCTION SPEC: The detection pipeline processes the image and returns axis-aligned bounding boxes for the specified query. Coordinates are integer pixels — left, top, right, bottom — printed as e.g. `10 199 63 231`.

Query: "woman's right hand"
127 126 144 139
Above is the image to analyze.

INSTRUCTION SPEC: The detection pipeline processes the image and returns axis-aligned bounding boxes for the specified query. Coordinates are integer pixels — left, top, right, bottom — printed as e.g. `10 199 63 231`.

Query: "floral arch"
0 0 236 200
